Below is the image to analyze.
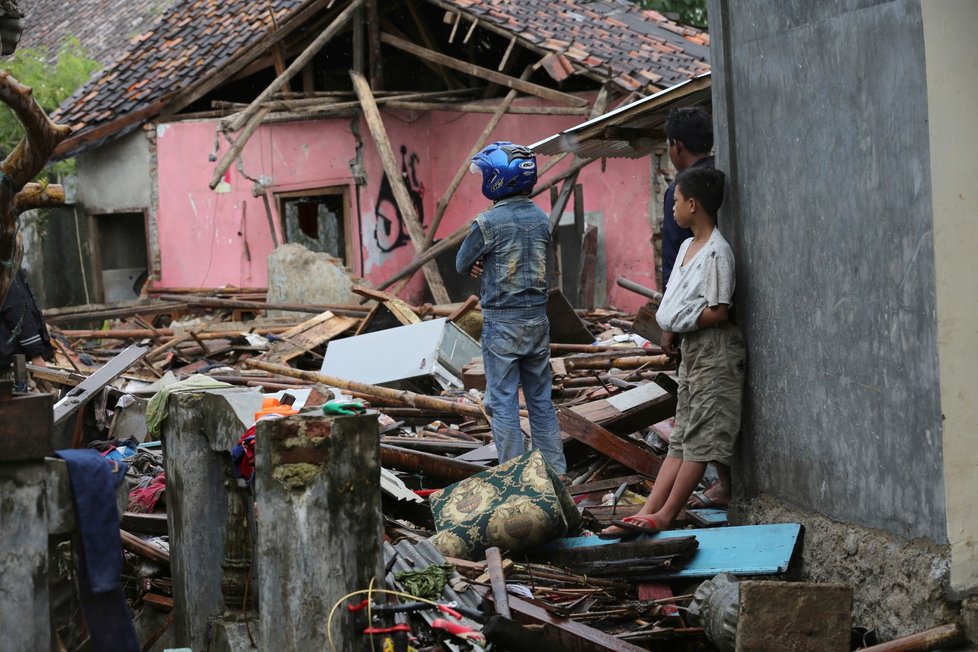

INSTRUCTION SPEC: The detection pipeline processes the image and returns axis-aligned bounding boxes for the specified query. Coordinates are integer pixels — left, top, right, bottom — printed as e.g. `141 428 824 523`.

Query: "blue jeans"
482 313 567 475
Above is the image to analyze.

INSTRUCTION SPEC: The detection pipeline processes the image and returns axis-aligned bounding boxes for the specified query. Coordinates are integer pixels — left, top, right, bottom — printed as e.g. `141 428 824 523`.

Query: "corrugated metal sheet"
531 73 712 159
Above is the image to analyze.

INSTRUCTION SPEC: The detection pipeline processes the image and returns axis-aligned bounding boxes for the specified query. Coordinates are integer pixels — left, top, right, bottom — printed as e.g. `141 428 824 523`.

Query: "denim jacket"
455 195 551 318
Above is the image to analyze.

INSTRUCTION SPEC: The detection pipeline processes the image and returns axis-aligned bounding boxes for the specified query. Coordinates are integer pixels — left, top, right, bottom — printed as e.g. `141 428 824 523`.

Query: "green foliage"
0 35 100 177
635 0 708 29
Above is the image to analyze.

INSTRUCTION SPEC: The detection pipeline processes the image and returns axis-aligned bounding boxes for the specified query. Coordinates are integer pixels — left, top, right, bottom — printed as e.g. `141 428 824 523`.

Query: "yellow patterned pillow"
428 450 580 559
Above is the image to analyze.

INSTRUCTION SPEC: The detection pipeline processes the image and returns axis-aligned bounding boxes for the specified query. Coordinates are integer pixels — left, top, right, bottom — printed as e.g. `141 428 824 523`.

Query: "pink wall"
153 103 657 311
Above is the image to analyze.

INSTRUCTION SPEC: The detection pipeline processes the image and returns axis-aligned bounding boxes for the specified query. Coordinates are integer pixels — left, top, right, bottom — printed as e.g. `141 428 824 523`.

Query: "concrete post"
0 381 54 651
163 389 265 649
256 413 383 652
0 460 50 651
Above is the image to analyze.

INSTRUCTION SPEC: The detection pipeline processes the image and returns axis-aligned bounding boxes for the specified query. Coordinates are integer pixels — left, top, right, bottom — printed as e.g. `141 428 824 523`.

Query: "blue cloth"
662 156 714 288
481 314 566 475
56 449 139 652
455 195 551 315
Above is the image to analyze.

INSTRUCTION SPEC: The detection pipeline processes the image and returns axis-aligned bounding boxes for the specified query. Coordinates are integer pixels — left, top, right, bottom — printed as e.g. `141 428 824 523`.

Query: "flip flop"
687 490 716 509
609 515 663 535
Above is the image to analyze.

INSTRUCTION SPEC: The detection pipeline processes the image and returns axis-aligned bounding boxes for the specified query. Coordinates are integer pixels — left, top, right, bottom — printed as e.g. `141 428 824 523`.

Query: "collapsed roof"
52 0 709 157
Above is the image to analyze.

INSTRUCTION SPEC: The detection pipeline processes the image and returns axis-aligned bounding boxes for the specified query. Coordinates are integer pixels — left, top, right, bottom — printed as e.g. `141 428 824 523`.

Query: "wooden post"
226 0 364 133
352 6 364 74
365 0 383 89
257 413 383 651
485 547 512 619
350 70 451 303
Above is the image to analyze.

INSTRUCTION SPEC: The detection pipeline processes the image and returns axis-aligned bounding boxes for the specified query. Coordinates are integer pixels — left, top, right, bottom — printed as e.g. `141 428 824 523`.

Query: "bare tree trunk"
0 70 71 302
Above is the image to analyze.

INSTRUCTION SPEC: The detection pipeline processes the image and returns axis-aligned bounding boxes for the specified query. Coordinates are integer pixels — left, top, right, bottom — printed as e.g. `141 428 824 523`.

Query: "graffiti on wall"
374 145 425 252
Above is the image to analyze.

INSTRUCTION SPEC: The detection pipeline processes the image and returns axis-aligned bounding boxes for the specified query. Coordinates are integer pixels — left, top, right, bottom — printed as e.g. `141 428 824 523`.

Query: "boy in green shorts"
601 167 745 537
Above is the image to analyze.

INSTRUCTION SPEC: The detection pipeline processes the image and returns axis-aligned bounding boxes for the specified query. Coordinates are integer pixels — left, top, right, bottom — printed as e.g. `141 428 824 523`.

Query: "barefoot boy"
602 167 745 537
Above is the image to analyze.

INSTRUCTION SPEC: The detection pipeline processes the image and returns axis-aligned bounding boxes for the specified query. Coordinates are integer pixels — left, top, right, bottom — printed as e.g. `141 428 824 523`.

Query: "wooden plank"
544 523 804 579
631 301 663 346
380 444 486 483
379 32 587 107
506 594 649 652
544 535 697 567
557 408 663 479
566 474 645 496
638 583 679 617
121 512 169 536
861 623 965 652
547 170 580 235
121 528 170 565
350 70 451 304
570 380 676 435
547 289 592 344
379 437 480 454
577 224 598 310
685 508 729 528
259 311 357 364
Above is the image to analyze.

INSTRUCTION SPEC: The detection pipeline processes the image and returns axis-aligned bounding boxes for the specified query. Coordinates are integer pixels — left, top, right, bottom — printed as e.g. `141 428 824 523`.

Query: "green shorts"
667 321 746 466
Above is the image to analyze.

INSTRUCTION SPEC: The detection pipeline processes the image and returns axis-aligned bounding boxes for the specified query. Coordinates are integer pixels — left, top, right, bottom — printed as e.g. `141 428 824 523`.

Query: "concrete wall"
921 1 978 593
76 130 152 213
151 101 657 310
708 0 946 542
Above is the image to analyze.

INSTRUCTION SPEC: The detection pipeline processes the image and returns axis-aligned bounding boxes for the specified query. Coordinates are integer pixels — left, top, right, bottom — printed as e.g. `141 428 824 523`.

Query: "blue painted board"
686 508 729 526
542 523 802 578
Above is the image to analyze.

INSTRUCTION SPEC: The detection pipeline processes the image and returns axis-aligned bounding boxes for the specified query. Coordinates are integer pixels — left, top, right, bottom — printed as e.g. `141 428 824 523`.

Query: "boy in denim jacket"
456 142 567 477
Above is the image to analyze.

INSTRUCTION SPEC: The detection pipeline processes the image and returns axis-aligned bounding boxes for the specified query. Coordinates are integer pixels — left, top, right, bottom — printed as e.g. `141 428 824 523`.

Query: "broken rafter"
380 32 588 108
208 106 270 190
226 0 364 133
350 70 451 304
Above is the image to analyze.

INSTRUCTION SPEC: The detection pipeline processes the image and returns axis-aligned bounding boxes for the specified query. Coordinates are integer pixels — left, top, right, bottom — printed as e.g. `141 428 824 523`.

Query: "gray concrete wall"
76 130 152 213
708 0 946 542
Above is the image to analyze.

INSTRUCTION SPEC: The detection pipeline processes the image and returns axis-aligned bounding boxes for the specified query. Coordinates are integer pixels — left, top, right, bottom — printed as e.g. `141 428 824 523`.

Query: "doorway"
92 212 149 302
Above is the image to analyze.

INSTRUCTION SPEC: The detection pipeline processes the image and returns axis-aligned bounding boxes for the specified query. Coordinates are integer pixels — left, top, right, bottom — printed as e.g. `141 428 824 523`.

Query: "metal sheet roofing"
531 73 712 159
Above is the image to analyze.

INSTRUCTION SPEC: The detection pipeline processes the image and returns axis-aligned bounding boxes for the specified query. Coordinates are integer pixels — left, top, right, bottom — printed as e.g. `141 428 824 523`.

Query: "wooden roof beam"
379 32 588 107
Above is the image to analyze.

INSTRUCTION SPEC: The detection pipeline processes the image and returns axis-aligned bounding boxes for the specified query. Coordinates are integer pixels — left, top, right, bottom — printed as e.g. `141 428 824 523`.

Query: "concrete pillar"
0 382 55 651
0 460 50 651
163 389 265 649
256 413 382 652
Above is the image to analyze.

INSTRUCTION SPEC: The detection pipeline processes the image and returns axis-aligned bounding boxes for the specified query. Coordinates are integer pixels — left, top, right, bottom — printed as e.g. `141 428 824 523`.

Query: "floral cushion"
429 450 580 559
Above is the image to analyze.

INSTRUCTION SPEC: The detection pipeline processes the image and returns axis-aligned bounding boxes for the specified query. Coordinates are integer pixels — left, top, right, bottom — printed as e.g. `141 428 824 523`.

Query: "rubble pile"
32 283 954 651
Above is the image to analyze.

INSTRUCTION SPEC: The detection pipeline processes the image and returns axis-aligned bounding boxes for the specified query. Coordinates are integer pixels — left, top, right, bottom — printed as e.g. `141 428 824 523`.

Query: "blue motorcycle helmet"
469 141 537 200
